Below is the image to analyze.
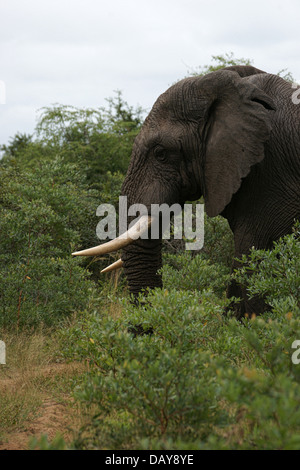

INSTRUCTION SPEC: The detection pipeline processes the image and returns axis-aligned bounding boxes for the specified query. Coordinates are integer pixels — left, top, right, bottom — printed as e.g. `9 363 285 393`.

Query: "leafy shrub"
57 226 300 450
201 214 234 267
0 159 99 328
1 92 144 188
162 252 230 297
233 223 300 315
61 304 228 449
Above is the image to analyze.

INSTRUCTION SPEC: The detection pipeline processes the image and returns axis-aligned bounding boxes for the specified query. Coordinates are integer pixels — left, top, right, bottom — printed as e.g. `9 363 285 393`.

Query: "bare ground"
0 362 85 450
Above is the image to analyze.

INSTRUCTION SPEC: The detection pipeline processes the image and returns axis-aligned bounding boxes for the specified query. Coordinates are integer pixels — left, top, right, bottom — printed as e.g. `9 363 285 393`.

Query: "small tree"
186 52 252 77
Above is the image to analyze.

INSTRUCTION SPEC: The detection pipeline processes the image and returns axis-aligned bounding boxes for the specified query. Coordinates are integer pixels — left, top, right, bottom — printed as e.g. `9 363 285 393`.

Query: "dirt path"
0 363 85 450
0 398 74 450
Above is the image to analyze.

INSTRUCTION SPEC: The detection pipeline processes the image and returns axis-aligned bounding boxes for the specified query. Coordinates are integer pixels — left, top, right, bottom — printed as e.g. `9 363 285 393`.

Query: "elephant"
73 65 300 318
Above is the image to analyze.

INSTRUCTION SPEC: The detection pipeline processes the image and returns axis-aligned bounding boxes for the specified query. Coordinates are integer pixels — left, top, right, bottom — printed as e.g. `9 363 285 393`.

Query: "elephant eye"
154 146 168 163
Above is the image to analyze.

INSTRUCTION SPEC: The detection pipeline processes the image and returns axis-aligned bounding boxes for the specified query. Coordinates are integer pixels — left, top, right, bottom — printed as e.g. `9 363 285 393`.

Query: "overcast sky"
0 0 299 146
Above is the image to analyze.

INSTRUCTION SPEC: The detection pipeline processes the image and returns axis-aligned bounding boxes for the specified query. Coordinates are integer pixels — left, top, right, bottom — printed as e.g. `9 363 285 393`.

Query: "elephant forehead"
156 79 209 121
145 122 185 148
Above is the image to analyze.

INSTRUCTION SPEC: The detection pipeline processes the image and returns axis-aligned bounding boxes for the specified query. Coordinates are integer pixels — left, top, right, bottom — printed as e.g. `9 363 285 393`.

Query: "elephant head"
73 66 276 300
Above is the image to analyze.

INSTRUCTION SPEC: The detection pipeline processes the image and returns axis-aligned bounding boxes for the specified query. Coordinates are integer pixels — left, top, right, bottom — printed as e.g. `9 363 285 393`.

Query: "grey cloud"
1 0 300 145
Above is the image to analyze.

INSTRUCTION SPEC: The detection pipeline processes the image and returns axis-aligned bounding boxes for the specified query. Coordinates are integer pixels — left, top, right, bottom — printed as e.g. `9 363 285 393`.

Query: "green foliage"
61 299 228 449
161 252 230 297
30 433 73 450
0 91 144 330
185 52 294 83
0 133 51 170
201 214 234 267
234 223 300 314
277 69 295 83
0 159 99 328
1 133 34 159
1 55 299 450
186 52 252 77
57 225 300 450
1 91 143 189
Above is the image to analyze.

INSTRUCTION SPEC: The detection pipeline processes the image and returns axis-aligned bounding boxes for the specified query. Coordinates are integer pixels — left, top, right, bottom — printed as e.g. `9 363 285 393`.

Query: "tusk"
101 258 123 273
72 215 152 257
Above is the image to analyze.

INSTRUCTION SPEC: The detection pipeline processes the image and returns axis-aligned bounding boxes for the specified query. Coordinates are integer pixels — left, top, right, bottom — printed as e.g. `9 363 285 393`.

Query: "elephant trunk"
118 135 168 296
121 238 163 296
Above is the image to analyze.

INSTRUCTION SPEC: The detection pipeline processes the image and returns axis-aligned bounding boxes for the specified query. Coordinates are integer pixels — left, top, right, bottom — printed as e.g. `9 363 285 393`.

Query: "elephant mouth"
72 214 154 273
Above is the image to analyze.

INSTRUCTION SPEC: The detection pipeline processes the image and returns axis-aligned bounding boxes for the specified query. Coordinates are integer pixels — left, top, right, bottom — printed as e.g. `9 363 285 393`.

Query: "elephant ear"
202 70 275 217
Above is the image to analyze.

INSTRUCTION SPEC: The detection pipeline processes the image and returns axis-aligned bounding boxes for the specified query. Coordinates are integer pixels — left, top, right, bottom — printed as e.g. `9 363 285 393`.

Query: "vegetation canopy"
0 54 299 450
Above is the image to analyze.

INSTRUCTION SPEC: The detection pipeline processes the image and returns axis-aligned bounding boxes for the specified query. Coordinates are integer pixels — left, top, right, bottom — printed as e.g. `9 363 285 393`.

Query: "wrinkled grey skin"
121 65 300 318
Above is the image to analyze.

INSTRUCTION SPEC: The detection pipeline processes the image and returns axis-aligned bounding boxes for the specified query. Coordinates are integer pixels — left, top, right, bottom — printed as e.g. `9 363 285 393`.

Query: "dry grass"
0 328 88 450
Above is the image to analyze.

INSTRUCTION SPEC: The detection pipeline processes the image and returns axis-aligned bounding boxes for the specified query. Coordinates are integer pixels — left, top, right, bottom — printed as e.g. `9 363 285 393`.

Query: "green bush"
201 214 234 267
162 252 230 297
61 305 229 449
57 226 300 450
0 159 99 328
1 92 144 188
233 223 300 314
